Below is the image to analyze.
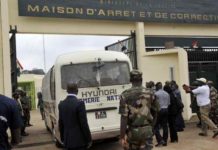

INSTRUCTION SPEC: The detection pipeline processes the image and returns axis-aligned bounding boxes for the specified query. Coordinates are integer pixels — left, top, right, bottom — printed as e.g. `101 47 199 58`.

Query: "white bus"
42 50 132 145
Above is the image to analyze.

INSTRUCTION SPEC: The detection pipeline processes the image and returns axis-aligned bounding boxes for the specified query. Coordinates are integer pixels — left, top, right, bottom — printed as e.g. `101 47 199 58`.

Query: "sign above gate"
18 0 218 24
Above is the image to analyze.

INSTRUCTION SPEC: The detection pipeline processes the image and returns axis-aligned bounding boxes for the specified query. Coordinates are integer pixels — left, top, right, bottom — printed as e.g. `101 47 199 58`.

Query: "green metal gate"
18 81 36 110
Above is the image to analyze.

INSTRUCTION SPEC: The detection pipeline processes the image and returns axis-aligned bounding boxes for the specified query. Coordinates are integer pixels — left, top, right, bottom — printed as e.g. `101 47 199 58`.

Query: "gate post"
0 0 12 96
135 22 145 71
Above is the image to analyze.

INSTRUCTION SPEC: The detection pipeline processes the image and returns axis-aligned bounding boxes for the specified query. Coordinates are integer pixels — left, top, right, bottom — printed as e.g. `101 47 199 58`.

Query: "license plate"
95 111 107 119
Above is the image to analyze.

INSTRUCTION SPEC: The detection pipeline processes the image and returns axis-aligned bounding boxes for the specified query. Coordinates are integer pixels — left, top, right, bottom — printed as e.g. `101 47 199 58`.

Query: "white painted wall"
0 0 11 96
0 1 3 94
139 48 191 119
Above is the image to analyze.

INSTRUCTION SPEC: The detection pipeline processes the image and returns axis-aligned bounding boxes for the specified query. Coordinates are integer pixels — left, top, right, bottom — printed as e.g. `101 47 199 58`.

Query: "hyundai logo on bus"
78 89 119 104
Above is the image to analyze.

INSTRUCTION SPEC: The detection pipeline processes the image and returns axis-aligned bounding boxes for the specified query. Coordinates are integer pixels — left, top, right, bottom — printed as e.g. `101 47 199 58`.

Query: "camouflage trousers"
209 106 218 125
125 137 153 150
200 104 218 135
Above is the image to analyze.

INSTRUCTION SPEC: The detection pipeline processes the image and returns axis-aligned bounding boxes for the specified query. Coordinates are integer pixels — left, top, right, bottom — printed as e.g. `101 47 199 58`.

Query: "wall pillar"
0 1 3 93
178 50 192 120
0 0 12 96
135 22 145 71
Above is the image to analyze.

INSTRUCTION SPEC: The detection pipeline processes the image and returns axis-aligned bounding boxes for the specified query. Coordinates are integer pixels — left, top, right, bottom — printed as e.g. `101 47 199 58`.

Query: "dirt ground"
13 110 218 150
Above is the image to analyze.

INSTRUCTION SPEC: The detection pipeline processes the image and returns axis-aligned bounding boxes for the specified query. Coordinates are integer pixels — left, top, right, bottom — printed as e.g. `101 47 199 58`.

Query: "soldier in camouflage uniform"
208 81 218 125
19 91 30 136
119 70 159 150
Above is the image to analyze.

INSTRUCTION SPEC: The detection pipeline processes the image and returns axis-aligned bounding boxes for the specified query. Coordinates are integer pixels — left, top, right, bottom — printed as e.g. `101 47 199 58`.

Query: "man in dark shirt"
37 92 44 120
0 94 22 150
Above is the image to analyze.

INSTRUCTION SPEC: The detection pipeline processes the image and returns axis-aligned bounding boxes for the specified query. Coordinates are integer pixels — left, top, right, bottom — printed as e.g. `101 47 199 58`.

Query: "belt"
200 104 211 108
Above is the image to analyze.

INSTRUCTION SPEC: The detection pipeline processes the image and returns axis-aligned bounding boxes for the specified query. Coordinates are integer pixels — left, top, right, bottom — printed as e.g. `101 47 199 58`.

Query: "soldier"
37 92 45 120
19 91 30 136
207 81 218 125
119 70 159 150
12 92 24 142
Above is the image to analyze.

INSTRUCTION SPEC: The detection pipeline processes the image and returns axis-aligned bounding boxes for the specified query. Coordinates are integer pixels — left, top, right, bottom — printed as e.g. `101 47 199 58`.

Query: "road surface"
14 110 217 150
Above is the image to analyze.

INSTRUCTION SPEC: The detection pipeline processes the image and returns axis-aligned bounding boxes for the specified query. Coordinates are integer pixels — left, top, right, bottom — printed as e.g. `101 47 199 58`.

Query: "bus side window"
50 67 56 100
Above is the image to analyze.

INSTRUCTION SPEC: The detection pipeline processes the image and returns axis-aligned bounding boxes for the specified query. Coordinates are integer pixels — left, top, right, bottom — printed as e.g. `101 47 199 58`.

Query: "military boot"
213 130 218 138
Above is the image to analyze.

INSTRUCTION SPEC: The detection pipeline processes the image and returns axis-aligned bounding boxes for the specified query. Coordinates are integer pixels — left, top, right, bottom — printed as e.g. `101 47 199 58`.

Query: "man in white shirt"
184 78 218 138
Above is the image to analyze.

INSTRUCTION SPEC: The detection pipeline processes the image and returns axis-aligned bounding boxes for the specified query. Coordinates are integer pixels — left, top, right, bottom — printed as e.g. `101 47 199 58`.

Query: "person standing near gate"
37 92 45 120
183 78 218 138
119 70 159 150
154 82 170 147
58 82 92 150
171 81 185 132
19 91 29 136
12 92 24 142
0 94 22 150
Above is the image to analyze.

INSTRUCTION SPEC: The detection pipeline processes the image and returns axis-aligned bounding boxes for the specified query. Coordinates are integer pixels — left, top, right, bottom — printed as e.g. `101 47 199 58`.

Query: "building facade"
1 0 218 119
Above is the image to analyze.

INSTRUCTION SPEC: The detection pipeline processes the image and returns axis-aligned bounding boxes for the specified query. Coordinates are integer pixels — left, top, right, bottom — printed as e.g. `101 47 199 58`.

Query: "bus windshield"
61 62 130 89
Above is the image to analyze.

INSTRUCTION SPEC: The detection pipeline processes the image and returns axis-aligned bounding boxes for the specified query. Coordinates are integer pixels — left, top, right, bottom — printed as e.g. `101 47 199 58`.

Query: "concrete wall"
0 1 3 94
0 0 11 96
134 23 191 119
142 52 179 82
139 48 191 119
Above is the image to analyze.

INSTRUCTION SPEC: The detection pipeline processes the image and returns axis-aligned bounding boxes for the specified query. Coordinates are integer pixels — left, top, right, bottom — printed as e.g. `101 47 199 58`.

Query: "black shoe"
21 132 29 136
155 143 163 147
177 128 184 132
155 141 166 147
162 143 167 146
196 122 202 128
27 124 33 127
198 133 207 136
213 131 218 138
171 140 178 143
